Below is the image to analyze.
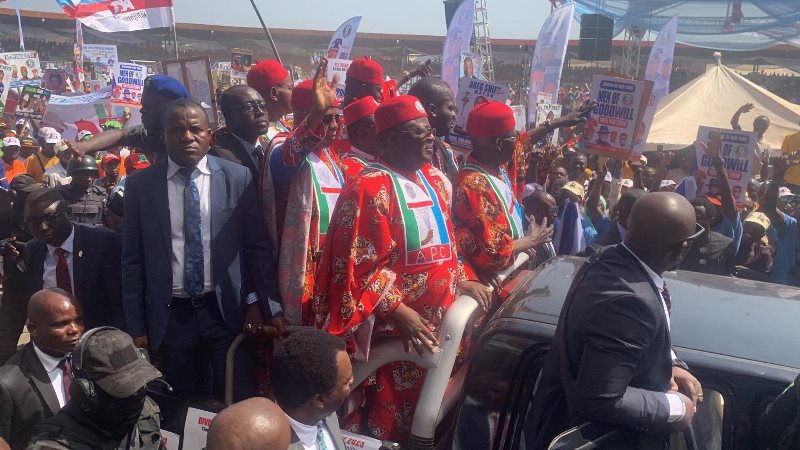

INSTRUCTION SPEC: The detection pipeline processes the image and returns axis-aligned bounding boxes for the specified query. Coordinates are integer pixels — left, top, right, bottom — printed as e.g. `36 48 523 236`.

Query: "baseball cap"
779 186 794 198
101 153 120 167
744 211 771 232
2 137 20 148
73 328 162 399
10 174 42 193
37 127 62 144
77 130 94 142
621 179 634 188
20 137 37 148
562 181 585 199
126 152 150 170
659 179 677 189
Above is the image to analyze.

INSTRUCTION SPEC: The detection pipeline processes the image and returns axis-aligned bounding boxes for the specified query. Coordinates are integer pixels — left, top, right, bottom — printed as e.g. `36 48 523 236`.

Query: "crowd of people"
0 49 799 450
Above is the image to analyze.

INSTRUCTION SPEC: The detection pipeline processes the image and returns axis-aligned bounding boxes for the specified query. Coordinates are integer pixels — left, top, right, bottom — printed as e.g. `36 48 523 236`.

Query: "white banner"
182 407 216 450
58 0 176 33
694 127 756 206
327 16 362 60
635 15 679 153
326 58 352 101
441 0 474 93
527 2 574 125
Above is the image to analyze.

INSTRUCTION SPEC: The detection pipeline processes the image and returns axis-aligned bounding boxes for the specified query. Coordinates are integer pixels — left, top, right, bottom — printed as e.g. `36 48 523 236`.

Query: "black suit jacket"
528 245 675 449
24 223 124 330
209 132 260 178
0 344 61 450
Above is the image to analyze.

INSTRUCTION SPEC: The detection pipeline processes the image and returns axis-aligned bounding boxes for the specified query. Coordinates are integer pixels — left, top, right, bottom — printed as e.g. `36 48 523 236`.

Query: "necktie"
253 144 264 167
180 167 204 297
661 282 672 315
316 424 330 450
54 248 72 294
59 356 73 401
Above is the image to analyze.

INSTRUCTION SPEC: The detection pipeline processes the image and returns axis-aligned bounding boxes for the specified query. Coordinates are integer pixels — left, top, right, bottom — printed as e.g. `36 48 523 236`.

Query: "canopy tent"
646 54 800 153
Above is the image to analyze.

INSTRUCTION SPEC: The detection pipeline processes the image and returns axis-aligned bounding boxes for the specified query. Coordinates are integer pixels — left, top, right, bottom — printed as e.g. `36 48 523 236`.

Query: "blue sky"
24 0 554 38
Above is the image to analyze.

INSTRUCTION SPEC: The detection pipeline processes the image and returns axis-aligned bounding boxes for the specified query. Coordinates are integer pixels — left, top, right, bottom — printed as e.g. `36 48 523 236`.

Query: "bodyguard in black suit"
528 192 704 449
0 289 83 450
20 188 123 330
209 85 270 179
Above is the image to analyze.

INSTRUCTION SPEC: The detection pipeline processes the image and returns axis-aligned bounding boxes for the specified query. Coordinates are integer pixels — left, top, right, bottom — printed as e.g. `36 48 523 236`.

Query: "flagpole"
248 0 282 64
171 7 179 58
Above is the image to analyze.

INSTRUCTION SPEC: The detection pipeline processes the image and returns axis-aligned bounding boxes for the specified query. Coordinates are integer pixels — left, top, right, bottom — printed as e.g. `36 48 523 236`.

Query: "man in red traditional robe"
340 96 379 185
312 95 489 442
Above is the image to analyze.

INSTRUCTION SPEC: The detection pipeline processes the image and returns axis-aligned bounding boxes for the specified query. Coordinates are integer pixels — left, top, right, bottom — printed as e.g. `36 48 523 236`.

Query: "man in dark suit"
122 98 280 401
0 289 83 450
528 192 704 449
17 188 123 330
272 330 351 450
209 86 269 178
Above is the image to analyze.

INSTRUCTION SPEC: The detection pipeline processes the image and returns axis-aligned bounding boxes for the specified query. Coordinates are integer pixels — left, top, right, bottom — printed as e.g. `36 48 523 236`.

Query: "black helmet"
67 155 100 176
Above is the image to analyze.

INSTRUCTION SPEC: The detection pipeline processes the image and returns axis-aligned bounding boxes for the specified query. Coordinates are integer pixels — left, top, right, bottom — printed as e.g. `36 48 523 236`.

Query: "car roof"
496 256 800 370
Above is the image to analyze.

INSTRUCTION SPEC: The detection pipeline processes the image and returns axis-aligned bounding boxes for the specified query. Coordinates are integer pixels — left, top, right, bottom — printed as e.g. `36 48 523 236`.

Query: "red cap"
247 60 290 93
343 96 379 125
466 101 516 138
374 95 428 133
126 152 150 170
347 57 384 85
101 153 120 167
291 79 313 111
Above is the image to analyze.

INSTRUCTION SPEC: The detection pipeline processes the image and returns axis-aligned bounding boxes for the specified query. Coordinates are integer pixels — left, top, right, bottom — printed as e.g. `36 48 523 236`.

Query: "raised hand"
700 130 722 159
311 58 335 118
413 59 433 78
737 102 755 115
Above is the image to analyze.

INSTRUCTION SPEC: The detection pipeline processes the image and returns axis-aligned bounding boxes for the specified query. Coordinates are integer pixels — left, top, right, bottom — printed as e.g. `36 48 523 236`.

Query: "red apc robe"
453 159 526 279
312 161 475 441
340 146 376 186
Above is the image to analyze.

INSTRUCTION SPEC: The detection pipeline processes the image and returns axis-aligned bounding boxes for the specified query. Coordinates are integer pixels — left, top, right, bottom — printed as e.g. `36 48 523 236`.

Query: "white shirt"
231 132 263 167
621 243 685 422
43 227 75 290
43 162 71 187
286 415 337 450
32 343 69 408
167 156 212 297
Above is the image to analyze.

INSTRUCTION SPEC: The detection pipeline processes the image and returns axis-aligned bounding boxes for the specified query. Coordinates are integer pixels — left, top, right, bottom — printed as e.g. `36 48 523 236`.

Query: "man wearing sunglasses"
18 188 123 331
261 60 344 328
529 192 704 449
210 85 270 178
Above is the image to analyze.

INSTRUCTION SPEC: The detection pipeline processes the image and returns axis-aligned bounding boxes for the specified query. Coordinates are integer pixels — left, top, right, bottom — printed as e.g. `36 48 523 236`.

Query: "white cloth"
32 343 69 408
43 162 70 187
167 156 212 297
620 242 685 422
231 132 263 166
286 415 336 450
43 227 75 290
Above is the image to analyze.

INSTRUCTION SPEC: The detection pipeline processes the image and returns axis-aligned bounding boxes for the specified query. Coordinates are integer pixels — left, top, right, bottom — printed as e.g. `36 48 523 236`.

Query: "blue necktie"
316 424 330 450
180 167 204 297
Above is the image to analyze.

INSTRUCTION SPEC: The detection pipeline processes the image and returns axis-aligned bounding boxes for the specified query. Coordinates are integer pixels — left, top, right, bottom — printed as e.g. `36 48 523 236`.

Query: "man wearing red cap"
344 57 385 106
260 61 344 326
340 96 379 184
246 59 294 143
312 95 488 442
454 101 554 284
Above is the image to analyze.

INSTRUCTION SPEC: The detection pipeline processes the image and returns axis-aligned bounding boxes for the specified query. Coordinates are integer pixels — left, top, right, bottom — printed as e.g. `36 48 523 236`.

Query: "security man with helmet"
25 327 164 450
57 156 107 226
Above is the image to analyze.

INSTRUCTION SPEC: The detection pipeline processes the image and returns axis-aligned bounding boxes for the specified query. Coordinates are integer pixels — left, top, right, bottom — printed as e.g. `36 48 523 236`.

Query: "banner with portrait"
327 16 361 60
526 3 574 125
694 126 756 205
441 0 474 93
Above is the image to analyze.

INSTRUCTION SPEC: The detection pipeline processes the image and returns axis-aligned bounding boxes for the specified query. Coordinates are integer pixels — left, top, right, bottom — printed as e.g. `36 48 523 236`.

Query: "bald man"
206 398 290 450
0 289 83 450
528 192 704 448
407 78 459 178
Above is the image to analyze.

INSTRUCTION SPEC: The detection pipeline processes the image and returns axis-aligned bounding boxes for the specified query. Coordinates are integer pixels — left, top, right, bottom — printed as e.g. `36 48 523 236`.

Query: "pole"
171 7 179 58
248 0 282 64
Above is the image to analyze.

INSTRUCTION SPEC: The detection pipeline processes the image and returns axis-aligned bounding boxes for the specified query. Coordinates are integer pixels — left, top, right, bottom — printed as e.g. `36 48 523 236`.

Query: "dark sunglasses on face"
25 209 65 228
241 101 268 113
322 114 341 125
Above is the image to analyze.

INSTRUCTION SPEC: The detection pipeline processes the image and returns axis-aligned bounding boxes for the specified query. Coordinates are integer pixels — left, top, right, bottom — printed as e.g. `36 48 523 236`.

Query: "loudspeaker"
579 14 614 61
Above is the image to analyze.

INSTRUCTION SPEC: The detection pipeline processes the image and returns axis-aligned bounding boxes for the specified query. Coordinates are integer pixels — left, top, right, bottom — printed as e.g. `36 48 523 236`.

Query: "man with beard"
527 192 703 448
210 86 270 178
71 75 188 163
26 327 163 450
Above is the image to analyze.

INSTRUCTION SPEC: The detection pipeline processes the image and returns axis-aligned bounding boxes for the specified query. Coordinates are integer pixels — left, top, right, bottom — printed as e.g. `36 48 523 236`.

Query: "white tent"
646 54 800 153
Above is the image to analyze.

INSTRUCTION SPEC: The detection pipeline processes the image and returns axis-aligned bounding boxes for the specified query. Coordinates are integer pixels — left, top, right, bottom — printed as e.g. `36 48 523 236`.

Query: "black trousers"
157 292 255 403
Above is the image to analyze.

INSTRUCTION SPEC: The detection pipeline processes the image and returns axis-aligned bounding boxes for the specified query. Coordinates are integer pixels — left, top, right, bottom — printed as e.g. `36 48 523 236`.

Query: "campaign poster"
341 431 383 450
510 105 527 132
0 51 42 89
182 407 216 450
526 3 574 124
459 52 482 80
0 64 13 115
325 58 352 100
82 44 118 79
42 90 114 140
441 0 474 92
694 126 756 205
159 430 180 450
112 62 146 105
44 69 69 95
580 75 653 160
163 56 218 125
231 48 253 74
327 16 361 60
15 86 51 120
449 78 510 153
536 102 563 145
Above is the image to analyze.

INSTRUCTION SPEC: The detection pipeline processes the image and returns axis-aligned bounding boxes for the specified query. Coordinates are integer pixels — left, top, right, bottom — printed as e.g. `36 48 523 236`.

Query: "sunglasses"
322 114 341 125
682 223 706 243
241 101 267 113
393 127 436 138
25 209 65 228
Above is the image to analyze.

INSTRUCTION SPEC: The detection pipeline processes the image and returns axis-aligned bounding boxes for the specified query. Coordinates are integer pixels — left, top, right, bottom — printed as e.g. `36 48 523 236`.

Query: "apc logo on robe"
109 0 136 14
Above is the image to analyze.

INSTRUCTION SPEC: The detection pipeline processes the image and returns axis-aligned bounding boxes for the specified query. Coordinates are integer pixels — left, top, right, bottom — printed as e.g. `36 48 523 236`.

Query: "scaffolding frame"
472 0 495 81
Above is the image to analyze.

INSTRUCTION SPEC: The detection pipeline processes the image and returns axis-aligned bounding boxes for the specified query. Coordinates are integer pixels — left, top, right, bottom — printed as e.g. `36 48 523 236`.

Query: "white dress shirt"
231 132 263 167
621 243 685 422
167 156 212 297
32 343 69 408
286 415 336 450
43 226 75 290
